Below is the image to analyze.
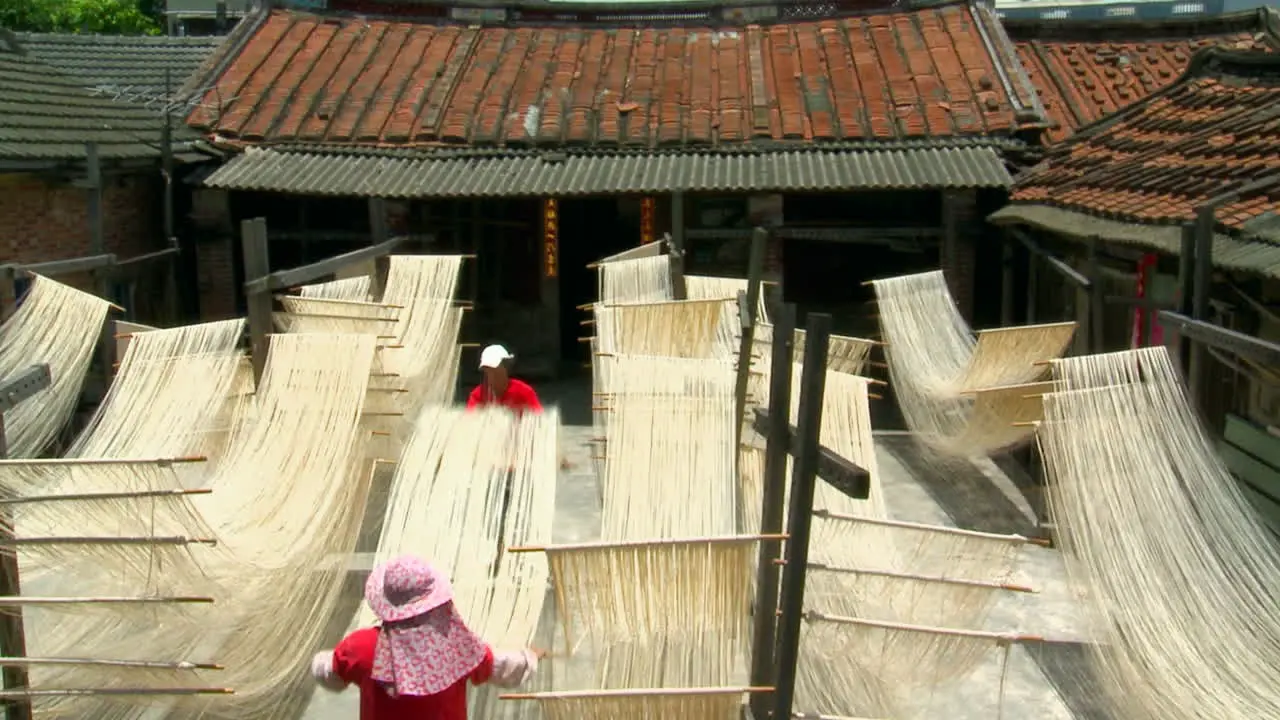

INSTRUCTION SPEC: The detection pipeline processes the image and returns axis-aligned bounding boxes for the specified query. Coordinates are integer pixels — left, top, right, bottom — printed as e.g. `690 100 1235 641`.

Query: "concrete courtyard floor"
300 378 1100 720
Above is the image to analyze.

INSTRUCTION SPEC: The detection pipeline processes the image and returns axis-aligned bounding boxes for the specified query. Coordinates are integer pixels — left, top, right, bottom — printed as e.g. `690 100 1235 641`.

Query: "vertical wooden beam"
86 143 105 255
1086 237 1104 353
940 191 963 319
161 71 176 245
368 198 392 300
1188 209 1215 407
1000 232 1015 326
1177 223 1196 370
748 302 796 720
669 192 688 300
1026 249 1039 324
241 218 272 386
733 228 769 452
772 312 832 720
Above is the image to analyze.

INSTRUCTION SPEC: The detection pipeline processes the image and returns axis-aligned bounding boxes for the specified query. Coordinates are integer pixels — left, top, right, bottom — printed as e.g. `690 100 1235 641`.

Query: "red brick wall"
0 173 160 266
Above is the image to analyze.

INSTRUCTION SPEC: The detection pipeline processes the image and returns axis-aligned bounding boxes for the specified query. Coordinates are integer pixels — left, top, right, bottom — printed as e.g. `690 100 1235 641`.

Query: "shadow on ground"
1025 641 1114 720
878 434 1035 537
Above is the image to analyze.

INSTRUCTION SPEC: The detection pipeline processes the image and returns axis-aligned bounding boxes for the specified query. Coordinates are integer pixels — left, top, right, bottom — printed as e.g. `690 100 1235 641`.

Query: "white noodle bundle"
600 355 737 540
0 275 112 457
598 255 673 305
379 255 464 411
871 270 1075 455
275 296 399 336
298 276 372 302
1038 346 1280 719
68 318 246 460
594 300 727 358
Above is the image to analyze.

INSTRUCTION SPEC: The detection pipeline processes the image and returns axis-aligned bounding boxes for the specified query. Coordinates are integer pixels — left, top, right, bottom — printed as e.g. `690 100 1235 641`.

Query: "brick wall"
0 172 159 266
189 188 239 320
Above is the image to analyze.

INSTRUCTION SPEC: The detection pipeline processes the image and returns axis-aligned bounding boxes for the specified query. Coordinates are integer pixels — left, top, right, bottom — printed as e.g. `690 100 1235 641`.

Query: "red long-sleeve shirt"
332 627 495 720
465 379 542 415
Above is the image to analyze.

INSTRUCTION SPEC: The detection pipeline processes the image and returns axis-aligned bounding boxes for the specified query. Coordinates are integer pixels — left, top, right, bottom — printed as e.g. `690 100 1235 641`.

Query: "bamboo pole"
805 611 1045 644
0 657 222 671
277 297 405 310
501 686 773 700
812 509 1044 545
507 533 787 554
976 321 1077 335
0 596 213 606
800 561 1036 594
0 688 232 698
0 536 217 547
0 489 211 505
0 457 205 467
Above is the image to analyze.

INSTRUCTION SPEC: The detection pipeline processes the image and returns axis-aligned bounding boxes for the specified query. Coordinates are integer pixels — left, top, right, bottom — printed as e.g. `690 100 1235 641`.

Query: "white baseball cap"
479 344 514 369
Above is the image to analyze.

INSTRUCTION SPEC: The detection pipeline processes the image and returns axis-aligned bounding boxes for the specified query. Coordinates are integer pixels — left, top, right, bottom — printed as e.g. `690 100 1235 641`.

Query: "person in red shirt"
466 345 542 415
311 555 541 720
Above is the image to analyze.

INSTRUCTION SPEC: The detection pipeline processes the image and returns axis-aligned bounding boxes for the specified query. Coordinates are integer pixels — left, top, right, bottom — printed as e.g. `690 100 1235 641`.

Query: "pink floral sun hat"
364 556 488 697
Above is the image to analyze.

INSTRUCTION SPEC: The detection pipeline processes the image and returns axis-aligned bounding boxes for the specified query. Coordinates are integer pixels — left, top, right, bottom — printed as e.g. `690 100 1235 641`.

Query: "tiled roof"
200 141 1016 197
1005 48 1280 246
14 33 225 99
1007 9 1280 143
0 34 165 161
186 2 1039 149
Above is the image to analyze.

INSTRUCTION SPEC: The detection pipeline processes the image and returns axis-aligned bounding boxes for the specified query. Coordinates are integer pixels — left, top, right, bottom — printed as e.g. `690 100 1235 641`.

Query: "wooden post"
940 191 964 320
772 312 831 720
733 228 768 450
1001 232 1015 326
1188 209 1215 408
669 193 688 300
1026 248 1039 324
241 218 272 386
368 198 391 300
1086 238 1104 353
748 302 796 720
1177 223 1196 370
86 143 104 256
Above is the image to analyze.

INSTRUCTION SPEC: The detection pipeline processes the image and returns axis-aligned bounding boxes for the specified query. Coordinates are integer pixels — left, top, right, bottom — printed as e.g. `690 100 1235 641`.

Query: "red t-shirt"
465 379 542 415
333 627 495 720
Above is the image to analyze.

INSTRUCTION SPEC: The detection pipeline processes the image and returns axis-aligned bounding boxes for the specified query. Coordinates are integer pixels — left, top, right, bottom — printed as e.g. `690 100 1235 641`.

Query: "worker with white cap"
466 344 542 416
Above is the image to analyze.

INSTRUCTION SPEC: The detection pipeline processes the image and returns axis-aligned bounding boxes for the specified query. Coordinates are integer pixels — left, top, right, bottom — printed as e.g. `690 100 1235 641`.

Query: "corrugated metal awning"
202 144 1014 197
990 203 1280 280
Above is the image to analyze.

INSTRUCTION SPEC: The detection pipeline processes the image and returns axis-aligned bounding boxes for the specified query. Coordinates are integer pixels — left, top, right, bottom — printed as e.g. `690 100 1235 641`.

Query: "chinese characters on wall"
543 198 559 279
640 197 656 244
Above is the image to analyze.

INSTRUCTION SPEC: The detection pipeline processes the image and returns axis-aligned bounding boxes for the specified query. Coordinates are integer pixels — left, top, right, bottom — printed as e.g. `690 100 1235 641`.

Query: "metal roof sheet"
202 145 1014 196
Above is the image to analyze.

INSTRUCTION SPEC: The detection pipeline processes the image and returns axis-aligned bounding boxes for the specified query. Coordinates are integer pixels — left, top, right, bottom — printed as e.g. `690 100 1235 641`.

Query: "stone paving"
300 377 1095 720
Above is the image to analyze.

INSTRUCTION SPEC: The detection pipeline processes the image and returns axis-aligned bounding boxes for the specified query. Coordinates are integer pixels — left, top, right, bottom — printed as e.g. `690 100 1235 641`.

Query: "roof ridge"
1003 7 1276 41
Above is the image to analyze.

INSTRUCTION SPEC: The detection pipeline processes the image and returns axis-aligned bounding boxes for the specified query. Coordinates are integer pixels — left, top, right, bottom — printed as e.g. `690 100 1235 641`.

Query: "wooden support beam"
748 301 796 720
245 236 408 296
241 218 272 386
749 408 870 501
772 313 832 720
669 194 688 301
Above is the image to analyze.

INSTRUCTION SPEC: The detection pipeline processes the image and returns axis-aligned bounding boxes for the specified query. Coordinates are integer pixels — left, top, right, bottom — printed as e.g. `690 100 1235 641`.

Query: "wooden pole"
242 218 273 386
1000 232 1015 326
669 193 688 300
733 228 768 455
747 301 796 720
772 312 832 720
1189 208 1215 409
1177 223 1196 370
1086 237 1105 353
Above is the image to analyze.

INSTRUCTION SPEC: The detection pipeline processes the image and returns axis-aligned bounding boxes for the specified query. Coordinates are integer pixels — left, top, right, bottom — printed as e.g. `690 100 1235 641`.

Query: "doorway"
557 198 634 365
